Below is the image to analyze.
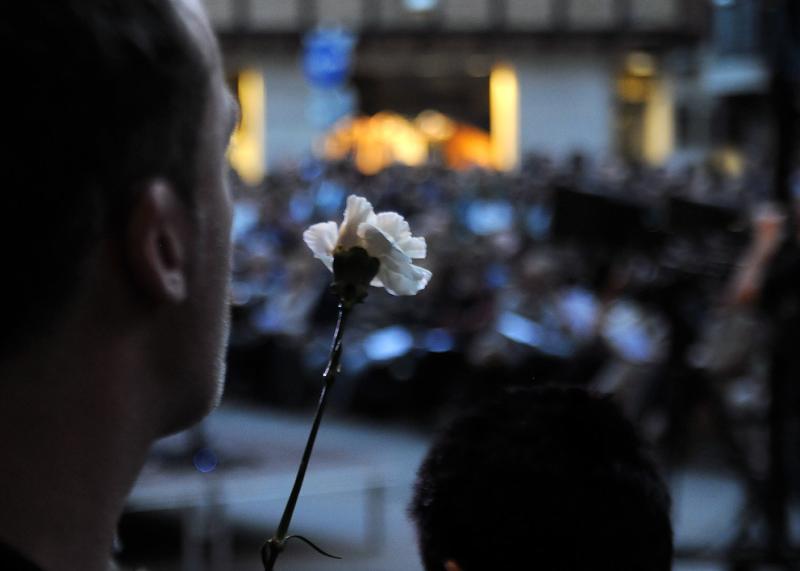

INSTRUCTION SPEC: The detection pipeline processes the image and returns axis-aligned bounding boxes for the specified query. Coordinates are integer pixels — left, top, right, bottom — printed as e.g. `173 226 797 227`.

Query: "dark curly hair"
410 386 672 571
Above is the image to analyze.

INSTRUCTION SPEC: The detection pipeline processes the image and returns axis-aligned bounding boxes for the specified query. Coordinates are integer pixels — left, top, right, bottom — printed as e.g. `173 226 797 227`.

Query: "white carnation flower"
303 195 432 296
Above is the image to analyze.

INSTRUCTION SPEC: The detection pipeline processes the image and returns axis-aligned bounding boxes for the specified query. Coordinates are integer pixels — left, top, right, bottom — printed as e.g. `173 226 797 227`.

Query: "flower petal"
303 221 338 272
339 195 376 249
396 235 427 259
361 217 427 260
358 222 393 258
372 212 426 259
378 262 432 296
360 224 431 295
374 212 411 242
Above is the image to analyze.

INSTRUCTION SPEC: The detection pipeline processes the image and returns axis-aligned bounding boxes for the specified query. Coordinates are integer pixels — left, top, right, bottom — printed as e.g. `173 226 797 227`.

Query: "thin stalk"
261 304 350 570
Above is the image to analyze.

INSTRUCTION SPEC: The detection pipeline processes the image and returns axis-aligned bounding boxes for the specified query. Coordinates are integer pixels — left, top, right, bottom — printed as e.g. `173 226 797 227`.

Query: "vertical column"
615 0 632 29
643 76 675 165
299 0 318 28
490 63 520 172
362 0 382 30
491 0 508 29
229 69 267 184
552 0 570 29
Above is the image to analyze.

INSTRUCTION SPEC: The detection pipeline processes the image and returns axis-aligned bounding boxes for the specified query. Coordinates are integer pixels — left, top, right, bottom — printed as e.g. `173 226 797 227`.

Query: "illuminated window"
228 69 266 185
490 63 519 172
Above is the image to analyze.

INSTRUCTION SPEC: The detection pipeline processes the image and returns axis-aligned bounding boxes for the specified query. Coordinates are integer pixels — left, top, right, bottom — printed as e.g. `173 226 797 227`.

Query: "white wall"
515 52 614 159
262 55 315 169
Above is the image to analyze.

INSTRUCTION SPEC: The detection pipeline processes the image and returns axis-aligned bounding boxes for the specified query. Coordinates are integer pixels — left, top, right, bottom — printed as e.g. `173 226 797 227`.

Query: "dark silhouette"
0 1 237 570
410 386 673 571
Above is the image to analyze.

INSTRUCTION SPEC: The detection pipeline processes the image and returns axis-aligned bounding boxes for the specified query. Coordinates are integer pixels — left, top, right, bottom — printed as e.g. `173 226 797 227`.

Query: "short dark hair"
410 386 672 571
0 0 210 355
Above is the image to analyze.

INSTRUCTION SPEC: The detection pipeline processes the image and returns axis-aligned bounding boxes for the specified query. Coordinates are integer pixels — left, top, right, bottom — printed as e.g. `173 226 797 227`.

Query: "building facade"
205 0 709 179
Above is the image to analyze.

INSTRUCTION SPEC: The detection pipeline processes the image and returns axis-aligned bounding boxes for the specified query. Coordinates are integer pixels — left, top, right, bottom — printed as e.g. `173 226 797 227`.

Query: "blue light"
465 200 513 235
497 312 574 357
303 28 356 89
232 202 259 240
424 329 455 353
315 180 346 216
193 447 218 473
497 312 544 347
526 204 552 239
289 194 314 223
559 287 599 339
404 0 438 11
485 263 509 289
363 327 414 362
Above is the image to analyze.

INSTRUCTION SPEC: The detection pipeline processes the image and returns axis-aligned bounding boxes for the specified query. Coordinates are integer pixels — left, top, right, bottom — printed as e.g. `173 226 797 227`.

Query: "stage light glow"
643 77 675 165
321 111 493 173
625 52 656 78
490 63 519 172
229 69 266 185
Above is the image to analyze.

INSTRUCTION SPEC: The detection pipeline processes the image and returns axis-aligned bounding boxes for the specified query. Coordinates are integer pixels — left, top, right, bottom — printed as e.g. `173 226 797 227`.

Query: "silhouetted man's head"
410 386 672 571
0 4 236 569
0 0 237 433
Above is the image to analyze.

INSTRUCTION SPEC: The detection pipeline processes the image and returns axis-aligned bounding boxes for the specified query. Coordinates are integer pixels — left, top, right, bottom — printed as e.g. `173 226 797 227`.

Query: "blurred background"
120 1 800 569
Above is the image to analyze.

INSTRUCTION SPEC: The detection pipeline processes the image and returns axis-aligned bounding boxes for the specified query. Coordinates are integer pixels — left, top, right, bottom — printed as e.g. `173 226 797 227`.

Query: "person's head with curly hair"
410 386 672 571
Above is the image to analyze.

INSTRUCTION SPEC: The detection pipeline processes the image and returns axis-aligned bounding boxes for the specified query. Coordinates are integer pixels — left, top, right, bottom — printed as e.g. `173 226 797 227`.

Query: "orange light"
320 111 494 173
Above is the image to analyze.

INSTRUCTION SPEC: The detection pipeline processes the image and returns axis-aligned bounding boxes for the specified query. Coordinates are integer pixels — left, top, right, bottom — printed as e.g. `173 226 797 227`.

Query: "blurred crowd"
225 152 772 432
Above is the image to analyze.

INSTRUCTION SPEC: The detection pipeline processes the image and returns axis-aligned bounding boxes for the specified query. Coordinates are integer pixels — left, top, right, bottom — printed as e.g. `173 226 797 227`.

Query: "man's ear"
126 180 191 303
444 560 462 571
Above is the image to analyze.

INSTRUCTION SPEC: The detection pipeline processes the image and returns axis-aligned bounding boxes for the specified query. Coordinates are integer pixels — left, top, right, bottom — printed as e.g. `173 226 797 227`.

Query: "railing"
204 0 706 37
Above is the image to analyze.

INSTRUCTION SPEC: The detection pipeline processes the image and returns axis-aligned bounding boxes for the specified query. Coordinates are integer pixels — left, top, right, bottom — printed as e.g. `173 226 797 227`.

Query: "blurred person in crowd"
727 201 792 307
727 185 800 491
726 179 800 312
0 1 236 569
410 386 672 571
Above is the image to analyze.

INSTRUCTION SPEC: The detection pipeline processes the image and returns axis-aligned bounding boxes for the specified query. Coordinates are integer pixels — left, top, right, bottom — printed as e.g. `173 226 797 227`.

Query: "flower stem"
261 303 350 570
